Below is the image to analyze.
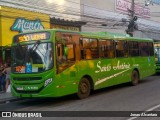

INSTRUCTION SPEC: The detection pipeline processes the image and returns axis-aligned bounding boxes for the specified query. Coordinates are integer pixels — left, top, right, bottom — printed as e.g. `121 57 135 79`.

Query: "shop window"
0 47 11 65
5 48 11 64
0 47 2 65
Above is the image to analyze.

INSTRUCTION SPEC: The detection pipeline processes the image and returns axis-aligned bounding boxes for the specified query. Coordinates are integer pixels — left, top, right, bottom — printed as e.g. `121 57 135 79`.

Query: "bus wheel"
77 77 91 99
131 70 139 86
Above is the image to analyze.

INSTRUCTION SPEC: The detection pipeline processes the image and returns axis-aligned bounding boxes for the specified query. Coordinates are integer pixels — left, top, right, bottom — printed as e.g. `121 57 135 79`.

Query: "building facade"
0 6 50 64
0 0 85 64
80 0 160 40
1 0 160 64
1 0 160 40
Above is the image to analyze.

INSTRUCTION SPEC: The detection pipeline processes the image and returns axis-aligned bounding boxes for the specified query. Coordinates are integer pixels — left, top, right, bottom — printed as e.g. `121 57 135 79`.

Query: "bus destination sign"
14 32 50 43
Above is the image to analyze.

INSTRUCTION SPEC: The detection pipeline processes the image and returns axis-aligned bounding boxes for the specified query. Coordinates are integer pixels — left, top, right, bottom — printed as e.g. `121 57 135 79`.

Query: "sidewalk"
0 92 21 104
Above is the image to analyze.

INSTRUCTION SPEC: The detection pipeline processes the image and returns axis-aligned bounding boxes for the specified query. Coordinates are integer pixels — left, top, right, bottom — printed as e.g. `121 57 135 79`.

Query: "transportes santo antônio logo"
11 18 44 33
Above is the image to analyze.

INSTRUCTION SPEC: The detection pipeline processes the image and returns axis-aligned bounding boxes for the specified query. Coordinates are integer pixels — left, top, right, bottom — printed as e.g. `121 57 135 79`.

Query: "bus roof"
14 29 153 42
53 29 153 41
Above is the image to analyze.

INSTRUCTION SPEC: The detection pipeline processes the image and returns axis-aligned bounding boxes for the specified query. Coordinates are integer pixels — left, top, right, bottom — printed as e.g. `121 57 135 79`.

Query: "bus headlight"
44 78 53 87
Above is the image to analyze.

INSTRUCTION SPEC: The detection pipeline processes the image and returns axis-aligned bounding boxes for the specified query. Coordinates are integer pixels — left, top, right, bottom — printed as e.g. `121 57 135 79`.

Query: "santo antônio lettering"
95 60 130 73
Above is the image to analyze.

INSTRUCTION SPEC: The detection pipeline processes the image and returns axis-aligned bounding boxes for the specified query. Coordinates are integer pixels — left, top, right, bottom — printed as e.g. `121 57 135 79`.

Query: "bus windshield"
12 42 53 73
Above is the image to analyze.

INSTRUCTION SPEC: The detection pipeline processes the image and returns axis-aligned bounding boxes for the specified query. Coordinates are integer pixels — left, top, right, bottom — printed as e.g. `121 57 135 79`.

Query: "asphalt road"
0 75 160 120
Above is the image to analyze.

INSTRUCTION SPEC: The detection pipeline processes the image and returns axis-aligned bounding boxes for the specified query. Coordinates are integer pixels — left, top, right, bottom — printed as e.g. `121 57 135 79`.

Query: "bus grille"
13 77 42 81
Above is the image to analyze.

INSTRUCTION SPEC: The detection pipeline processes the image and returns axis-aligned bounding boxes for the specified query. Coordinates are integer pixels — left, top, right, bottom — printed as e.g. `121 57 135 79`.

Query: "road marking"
127 104 160 120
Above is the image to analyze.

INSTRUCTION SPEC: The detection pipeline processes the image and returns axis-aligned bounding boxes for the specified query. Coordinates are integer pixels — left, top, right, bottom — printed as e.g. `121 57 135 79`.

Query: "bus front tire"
77 78 91 99
131 70 139 86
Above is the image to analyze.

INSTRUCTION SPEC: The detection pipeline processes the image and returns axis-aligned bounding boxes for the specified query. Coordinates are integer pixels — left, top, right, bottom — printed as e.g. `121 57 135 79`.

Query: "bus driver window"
57 44 66 64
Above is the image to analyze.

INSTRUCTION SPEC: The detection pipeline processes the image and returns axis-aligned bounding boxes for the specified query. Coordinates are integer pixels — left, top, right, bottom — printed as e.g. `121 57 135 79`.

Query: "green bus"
11 29 156 99
154 42 160 73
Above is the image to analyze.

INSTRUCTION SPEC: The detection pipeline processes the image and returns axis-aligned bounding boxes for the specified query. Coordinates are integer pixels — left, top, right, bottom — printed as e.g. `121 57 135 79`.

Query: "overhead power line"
1 0 160 34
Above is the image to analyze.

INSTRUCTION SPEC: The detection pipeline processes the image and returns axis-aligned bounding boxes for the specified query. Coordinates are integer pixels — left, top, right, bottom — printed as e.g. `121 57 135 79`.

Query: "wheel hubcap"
80 83 88 94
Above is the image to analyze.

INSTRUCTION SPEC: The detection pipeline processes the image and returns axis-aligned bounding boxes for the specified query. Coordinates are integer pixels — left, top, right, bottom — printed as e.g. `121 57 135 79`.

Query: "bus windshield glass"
12 42 53 73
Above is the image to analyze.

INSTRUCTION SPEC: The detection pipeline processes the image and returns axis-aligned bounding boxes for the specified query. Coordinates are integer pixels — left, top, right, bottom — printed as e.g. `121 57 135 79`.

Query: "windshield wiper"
24 41 41 63
29 40 41 53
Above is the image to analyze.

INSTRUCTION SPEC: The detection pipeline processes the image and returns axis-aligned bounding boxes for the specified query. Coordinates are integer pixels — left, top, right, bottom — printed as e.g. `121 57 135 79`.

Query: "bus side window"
57 44 66 64
66 44 75 61
99 39 114 58
128 41 139 57
85 49 92 59
80 38 98 60
139 42 149 56
56 43 74 73
115 40 128 58
56 32 78 74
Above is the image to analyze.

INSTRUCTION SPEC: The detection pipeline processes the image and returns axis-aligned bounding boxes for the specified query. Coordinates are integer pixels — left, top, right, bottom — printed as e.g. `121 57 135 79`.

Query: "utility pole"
131 0 135 20
126 0 138 37
129 0 135 37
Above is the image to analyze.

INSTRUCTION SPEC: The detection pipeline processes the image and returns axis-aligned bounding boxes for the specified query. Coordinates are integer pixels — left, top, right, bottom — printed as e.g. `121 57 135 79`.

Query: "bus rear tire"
77 77 91 99
131 70 139 86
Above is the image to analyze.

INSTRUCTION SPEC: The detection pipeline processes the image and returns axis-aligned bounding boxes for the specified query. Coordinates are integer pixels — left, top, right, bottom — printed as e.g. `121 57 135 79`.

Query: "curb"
0 97 22 104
